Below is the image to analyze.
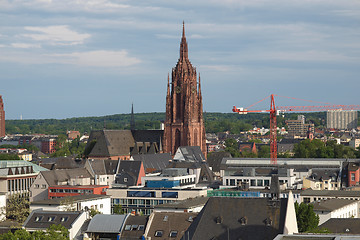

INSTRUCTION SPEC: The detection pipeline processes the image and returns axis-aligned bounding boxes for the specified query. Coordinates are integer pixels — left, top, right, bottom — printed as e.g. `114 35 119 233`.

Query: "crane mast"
233 94 360 165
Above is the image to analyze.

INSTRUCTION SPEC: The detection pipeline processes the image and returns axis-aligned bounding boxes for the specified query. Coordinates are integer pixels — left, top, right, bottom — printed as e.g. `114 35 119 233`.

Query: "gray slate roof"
41 168 92 186
86 214 127 233
175 146 206 162
312 199 357 212
301 189 360 197
87 130 135 157
86 159 118 175
155 196 209 210
319 218 360 234
23 210 83 230
120 215 148 239
131 153 171 173
185 197 288 240
146 212 197 240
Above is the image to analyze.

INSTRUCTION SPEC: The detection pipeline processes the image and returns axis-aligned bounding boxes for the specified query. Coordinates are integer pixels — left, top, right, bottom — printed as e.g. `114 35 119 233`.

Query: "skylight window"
169 231 178 237
48 216 56 222
60 217 68 222
163 215 168 221
138 225 145 231
124 225 131 231
131 225 138 231
35 216 43 222
155 231 163 237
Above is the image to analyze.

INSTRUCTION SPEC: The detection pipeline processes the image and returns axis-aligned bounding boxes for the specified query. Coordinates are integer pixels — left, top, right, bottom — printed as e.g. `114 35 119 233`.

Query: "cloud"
49 50 141 67
11 43 41 49
22 25 90 45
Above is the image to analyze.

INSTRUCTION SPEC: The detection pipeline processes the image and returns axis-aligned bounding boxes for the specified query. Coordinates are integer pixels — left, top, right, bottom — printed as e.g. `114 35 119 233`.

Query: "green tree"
113 204 124 214
3 194 30 223
294 139 356 159
295 202 319 232
258 145 270 158
224 138 240 157
88 208 101 218
0 224 69 240
0 154 20 160
60 197 76 211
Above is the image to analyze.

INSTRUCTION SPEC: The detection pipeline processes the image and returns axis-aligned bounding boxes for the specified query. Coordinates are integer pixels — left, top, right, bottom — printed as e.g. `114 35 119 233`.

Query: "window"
124 225 131 231
41 184 47 189
60 217 68 222
169 231 178 237
48 216 56 222
138 225 145 231
155 231 163 237
351 173 355 181
35 184 39 189
131 225 138 231
35 216 43 221
100 204 103 209
250 180 256 186
304 197 310 203
264 180 270 186
124 178 128 182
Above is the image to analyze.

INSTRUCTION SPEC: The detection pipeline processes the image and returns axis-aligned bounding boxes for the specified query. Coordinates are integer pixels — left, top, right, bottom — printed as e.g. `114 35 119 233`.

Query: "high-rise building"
327 110 358 130
163 23 206 157
0 96 5 137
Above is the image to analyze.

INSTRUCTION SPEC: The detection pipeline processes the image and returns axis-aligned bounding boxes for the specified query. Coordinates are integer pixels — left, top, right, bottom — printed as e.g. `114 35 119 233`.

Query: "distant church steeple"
130 103 135 130
163 22 206 157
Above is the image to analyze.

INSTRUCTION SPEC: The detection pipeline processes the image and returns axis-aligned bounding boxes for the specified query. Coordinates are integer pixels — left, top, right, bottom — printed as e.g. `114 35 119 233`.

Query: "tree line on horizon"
4 111 346 136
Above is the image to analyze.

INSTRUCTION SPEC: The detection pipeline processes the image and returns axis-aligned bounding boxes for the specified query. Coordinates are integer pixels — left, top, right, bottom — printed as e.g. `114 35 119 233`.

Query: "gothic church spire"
180 21 188 60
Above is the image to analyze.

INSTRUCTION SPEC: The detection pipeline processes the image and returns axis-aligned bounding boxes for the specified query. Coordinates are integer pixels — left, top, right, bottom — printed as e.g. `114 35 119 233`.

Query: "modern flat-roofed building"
107 186 208 216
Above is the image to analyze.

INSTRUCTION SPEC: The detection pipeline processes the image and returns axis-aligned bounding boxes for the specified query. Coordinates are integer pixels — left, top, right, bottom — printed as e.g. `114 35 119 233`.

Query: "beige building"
30 168 93 202
327 110 358 130
0 160 47 198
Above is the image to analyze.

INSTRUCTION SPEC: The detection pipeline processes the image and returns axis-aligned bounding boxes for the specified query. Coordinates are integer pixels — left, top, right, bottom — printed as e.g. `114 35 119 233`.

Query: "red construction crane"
232 94 360 164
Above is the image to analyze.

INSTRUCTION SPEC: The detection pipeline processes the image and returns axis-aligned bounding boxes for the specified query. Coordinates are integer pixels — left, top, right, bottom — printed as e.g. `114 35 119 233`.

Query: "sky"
0 0 359 120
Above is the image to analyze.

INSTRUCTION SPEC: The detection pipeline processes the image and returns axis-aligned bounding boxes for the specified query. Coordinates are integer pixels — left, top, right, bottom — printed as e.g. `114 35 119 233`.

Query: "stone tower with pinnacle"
163 22 206 157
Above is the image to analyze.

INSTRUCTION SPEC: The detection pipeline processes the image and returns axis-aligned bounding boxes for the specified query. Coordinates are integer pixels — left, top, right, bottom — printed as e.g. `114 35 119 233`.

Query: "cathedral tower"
163 23 206 157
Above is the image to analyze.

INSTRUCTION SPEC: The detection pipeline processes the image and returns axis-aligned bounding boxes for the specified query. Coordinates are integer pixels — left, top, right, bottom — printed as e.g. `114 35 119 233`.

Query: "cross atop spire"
180 21 188 60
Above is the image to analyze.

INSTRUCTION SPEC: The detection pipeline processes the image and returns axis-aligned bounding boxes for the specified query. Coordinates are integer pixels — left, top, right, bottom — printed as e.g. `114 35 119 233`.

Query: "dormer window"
60 217 68 222
215 216 223 224
155 230 163 237
48 216 56 222
264 218 272 226
169 231 178 237
35 216 43 222
239 217 247 225
163 215 168 221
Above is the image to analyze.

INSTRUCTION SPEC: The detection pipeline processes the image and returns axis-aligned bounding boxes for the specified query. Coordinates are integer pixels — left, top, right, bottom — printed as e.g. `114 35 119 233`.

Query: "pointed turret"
167 73 170 97
130 103 135 130
179 21 188 60
198 73 202 97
